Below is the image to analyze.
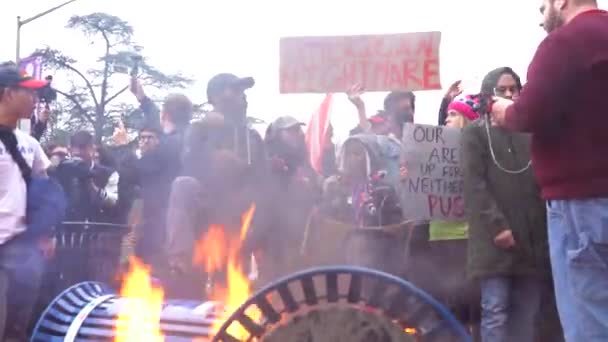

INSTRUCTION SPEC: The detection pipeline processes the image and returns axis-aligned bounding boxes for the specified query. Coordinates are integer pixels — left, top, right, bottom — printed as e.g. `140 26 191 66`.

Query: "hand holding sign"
346 83 365 109
399 165 409 182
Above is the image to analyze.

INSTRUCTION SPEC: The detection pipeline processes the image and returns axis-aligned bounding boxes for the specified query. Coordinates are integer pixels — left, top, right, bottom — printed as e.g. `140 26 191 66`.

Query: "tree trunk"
94 110 104 145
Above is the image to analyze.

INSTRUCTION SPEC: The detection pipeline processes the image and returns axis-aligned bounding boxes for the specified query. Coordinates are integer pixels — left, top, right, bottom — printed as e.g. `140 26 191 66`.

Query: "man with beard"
347 85 415 140
164 73 264 298
490 1 608 340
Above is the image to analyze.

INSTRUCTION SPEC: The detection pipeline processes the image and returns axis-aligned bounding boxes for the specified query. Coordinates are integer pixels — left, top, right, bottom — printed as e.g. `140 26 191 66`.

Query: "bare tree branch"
55 88 95 125
103 85 129 106
61 62 100 109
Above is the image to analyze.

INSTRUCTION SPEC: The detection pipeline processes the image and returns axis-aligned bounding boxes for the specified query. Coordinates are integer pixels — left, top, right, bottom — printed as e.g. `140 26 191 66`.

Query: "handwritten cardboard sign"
279 32 441 94
399 123 463 221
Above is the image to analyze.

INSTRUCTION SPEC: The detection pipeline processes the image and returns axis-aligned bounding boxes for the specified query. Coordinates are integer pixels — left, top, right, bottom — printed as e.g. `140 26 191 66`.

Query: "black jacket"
50 159 116 222
136 97 186 236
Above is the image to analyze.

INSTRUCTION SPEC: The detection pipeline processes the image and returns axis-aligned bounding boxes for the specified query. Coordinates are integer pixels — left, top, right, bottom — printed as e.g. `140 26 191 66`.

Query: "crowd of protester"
0 1 606 341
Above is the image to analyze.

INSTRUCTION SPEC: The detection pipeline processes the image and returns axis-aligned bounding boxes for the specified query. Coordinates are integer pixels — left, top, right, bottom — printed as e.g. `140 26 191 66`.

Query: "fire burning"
194 225 227 275
115 257 164 342
193 204 259 338
113 205 257 341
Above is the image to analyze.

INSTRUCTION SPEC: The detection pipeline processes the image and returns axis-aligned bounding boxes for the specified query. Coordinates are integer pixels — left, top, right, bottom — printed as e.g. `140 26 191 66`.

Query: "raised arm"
130 76 162 132
346 84 371 133
438 80 463 126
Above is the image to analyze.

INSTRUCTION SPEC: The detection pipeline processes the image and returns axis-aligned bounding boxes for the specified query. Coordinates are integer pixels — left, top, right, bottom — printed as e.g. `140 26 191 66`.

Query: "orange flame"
193 225 227 274
193 204 258 339
404 327 417 335
115 257 164 342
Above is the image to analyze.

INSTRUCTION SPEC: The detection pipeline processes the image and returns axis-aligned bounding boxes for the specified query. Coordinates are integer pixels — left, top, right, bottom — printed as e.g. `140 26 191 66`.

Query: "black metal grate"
212 266 472 342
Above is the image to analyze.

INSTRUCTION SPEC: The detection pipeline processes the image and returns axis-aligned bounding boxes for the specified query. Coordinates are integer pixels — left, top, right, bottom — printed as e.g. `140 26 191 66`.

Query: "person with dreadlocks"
462 67 559 342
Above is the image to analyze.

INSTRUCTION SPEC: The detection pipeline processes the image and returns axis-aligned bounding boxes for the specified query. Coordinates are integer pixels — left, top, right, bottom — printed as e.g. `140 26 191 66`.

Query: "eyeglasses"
493 86 520 97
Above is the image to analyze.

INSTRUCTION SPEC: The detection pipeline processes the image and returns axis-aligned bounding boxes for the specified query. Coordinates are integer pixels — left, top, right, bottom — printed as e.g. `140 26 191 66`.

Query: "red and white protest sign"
280 32 441 94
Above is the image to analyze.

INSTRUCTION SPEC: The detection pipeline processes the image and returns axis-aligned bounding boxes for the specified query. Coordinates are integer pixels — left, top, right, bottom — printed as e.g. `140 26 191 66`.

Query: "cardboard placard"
399 123 463 221
279 32 441 94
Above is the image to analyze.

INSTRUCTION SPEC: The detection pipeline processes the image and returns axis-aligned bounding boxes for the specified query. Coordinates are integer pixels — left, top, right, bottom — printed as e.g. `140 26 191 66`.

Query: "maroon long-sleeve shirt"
505 9 608 200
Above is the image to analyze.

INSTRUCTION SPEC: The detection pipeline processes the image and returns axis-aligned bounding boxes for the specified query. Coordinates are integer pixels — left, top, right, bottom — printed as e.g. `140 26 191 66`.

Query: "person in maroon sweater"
491 1 608 341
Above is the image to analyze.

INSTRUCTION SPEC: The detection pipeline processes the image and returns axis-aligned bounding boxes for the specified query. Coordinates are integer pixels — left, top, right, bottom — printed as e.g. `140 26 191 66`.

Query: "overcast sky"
2 1 602 140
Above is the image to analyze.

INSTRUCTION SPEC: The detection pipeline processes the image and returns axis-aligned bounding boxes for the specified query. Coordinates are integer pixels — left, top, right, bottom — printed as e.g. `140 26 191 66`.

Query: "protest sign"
399 123 463 221
279 32 441 94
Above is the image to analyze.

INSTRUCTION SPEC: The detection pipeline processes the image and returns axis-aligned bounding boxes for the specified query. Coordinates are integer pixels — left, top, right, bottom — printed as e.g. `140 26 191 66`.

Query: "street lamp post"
15 0 78 64
15 0 78 132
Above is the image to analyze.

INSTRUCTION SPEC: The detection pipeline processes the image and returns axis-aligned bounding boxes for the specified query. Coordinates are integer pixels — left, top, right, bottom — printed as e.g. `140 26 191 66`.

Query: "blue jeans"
480 276 541 342
547 198 608 341
0 236 45 341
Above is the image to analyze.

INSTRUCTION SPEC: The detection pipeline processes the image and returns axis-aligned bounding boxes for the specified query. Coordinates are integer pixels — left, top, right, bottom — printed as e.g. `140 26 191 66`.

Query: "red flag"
306 94 333 174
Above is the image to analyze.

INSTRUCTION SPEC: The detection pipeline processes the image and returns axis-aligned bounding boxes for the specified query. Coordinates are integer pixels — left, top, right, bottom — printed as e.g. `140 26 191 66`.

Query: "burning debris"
115 257 164 342
193 204 259 338
112 205 259 340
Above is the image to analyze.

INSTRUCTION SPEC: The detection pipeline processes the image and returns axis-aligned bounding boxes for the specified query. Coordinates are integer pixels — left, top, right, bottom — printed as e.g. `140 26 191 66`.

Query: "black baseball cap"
206 73 254 101
0 64 48 90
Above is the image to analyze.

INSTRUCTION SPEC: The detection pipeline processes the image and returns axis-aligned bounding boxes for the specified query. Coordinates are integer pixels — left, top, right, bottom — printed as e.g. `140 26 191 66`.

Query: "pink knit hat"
447 95 480 121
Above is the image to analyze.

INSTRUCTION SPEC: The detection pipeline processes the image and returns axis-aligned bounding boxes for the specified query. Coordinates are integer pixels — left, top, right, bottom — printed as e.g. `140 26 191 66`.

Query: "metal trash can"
56 222 129 284
39 222 129 308
31 281 223 342
214 265 472 342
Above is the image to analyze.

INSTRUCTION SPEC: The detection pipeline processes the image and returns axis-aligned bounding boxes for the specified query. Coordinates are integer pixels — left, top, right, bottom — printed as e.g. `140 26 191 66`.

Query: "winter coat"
462 119 550 280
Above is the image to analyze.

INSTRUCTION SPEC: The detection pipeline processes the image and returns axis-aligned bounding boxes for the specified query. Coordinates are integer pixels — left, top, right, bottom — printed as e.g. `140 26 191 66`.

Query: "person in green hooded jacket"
462 67 561 342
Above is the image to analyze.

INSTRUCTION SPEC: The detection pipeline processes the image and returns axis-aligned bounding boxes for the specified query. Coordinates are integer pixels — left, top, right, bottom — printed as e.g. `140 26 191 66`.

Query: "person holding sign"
428 94 481 241
462 67 552 342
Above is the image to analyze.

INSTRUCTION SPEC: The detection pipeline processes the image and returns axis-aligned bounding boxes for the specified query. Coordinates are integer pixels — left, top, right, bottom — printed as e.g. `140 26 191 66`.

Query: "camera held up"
37 75 57 105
